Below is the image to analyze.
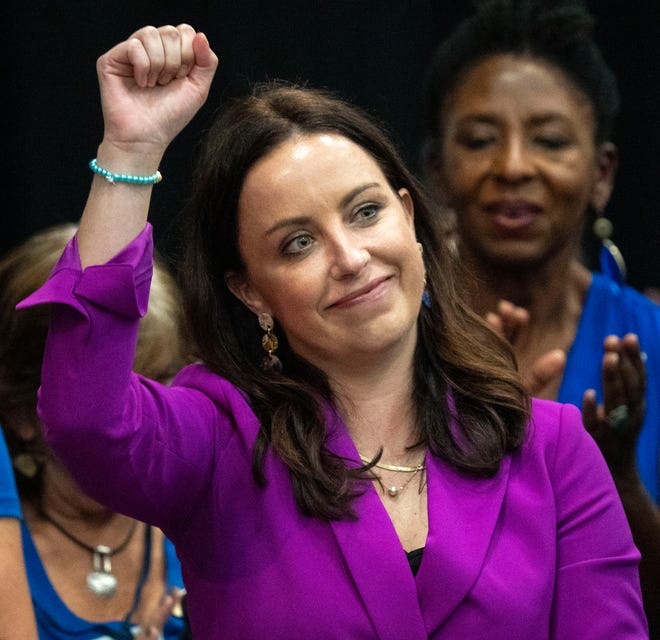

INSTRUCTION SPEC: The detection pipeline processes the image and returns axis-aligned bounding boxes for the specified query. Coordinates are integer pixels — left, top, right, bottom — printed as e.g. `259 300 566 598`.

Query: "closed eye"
459 135 496 150
534 136 570 150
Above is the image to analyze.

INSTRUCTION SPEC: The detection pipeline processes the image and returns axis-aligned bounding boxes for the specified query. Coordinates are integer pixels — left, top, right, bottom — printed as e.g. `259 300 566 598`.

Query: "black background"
4 1 659 289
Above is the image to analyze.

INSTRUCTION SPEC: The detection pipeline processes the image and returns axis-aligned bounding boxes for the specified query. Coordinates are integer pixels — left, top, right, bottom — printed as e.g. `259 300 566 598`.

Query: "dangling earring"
258 312 282 372
421 275 432 309
422 288 432 309
593 212 626 285
418 242 432 308
13 452 39 478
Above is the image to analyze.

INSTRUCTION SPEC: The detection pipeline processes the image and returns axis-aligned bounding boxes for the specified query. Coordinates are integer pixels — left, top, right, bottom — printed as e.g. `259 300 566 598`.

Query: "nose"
493 135 534 184
327 232 369 280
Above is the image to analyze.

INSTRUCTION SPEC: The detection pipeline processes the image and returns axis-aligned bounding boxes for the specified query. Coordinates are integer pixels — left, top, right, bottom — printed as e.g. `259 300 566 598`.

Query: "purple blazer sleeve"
542 402 647 637
18 227 648 638
18 226 222 531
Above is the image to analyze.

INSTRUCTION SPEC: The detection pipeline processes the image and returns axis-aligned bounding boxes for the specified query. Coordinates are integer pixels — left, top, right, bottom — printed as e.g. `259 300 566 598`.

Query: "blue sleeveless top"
558 272 660 503
0 428 21 518
22 520 186 639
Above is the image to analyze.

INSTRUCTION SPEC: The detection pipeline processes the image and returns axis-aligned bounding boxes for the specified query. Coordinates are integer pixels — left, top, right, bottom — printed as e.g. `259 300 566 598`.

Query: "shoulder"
171 363 256 423
524 398 600 470
523 398 617 499
527 397 582 441
162 532 185 589
173 363 246 401
591 273 660 325
619 281 660 318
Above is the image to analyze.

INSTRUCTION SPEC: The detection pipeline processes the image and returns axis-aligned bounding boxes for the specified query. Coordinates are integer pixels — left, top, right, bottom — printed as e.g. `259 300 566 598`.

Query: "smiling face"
436 54 615 269
228 133 425 372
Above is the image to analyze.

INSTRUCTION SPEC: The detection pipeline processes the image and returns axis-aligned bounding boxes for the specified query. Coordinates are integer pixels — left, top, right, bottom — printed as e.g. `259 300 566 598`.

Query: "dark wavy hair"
179 81 529 520
422 0 620 167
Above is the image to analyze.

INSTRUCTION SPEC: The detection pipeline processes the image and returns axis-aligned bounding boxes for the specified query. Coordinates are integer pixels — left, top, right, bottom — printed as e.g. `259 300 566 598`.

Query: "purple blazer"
22 226 648 639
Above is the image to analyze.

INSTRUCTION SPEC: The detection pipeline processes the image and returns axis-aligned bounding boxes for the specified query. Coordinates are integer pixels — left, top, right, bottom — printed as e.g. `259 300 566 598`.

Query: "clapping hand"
485 300 566 399
486 301 648 480
135 588 187 639
582 334 647 481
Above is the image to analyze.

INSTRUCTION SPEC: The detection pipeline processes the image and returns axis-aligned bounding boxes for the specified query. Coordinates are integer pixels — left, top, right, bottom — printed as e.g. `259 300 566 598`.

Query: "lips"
483 200 542 231
329 276 391 308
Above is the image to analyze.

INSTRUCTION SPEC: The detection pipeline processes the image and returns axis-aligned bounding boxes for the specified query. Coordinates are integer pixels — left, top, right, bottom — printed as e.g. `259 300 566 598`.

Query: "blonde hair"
0 223 191 414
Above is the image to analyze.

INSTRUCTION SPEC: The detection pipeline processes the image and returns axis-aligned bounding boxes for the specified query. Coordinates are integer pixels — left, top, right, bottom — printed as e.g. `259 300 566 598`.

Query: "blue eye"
283 233 313 255
354 203 381 223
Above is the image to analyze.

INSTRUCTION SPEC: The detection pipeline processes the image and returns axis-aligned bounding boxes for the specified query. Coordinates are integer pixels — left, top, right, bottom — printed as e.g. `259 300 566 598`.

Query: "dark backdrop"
4 1 659 289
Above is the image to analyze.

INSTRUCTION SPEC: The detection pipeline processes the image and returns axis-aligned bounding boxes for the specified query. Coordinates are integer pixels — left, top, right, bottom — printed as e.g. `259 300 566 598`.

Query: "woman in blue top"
0 427 38 639
0 224 190 639
421 0 660 632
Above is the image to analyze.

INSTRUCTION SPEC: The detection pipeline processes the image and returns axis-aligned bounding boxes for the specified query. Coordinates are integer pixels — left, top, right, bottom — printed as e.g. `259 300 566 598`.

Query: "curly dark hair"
422 0 620 167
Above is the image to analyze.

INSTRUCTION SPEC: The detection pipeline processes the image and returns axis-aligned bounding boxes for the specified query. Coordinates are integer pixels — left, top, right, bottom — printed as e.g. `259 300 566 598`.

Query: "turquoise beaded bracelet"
89 158 162 184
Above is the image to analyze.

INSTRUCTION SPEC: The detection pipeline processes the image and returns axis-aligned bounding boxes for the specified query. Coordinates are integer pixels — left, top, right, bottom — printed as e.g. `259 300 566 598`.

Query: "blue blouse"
559 272 660 503
0 428 21 519
22 521 186 640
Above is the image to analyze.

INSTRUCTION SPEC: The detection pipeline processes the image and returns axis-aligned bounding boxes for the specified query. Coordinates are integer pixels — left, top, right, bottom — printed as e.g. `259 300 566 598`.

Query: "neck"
459 248 592 397
28 457 125 532
304 309 421 459
460 249 591 325
330 351 420 460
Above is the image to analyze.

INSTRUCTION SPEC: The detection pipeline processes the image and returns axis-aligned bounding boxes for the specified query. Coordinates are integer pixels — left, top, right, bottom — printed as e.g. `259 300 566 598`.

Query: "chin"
354 317 417 354
482 243 548 267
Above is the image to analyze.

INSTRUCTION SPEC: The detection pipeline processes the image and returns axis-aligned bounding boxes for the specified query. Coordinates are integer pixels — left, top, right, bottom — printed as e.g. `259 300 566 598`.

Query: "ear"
225 271 270 316
397 188 415 225
590 142 618 212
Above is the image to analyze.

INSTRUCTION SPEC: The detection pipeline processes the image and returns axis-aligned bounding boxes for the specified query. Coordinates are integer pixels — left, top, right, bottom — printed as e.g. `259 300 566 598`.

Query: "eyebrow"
264 182 382 236
528 113 573 127
458 112 573 127
339 182 381 208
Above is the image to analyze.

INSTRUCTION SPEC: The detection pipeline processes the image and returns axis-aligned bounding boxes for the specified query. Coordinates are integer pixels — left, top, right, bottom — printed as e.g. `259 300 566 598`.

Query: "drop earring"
422 275 432 309
418 242 432 308
422 288 432 309
258 312 282 372
593 212 626 285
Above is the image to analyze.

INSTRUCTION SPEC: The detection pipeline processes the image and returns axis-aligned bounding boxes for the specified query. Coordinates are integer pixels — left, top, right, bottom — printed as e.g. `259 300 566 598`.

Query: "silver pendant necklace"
40 510 138 598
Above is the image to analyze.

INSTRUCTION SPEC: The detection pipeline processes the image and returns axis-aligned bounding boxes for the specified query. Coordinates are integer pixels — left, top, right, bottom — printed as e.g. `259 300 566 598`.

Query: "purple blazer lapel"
416 452 512 631
323 407 512 636
325 411 428 639
329 493 429 639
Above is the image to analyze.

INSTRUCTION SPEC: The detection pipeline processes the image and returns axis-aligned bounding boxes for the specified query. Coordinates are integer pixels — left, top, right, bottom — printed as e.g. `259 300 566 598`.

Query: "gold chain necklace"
383 466 423 498
358 453 426 498
358 453 425 473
